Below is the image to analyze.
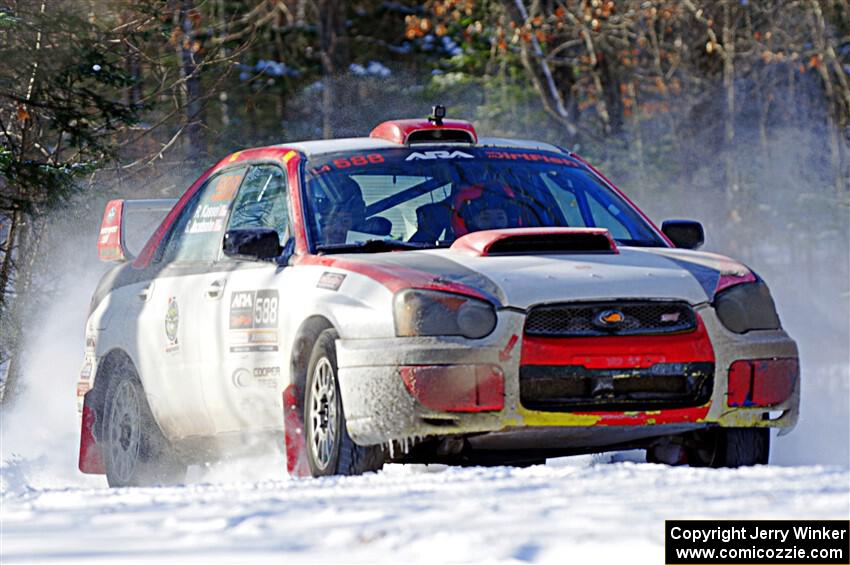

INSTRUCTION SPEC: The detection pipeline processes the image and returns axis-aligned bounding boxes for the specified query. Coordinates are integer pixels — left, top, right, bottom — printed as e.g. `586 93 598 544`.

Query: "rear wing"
98 199 177 262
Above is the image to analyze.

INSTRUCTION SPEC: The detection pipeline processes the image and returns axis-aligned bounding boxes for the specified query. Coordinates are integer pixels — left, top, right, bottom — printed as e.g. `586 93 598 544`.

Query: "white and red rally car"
78 109 799 486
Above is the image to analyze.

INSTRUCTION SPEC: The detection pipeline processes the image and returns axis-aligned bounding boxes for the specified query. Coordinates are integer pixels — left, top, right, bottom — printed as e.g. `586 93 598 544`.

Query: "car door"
131 167 246 439
198 163 296 434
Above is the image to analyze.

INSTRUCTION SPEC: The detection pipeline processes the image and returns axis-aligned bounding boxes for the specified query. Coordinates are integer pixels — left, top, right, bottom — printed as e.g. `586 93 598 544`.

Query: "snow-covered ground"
2 453 848 565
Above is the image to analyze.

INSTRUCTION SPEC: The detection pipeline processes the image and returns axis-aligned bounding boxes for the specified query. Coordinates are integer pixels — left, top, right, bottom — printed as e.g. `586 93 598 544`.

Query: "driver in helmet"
314 176 366 245
451 183 522 236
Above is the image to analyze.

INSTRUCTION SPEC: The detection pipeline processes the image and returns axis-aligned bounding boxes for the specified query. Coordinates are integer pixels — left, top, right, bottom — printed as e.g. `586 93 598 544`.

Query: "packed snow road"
2 453 848 564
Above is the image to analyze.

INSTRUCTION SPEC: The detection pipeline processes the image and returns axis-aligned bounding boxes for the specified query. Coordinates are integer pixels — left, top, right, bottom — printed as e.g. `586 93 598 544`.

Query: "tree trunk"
501 0 577 140
317 0 349 138
721 0 740 214
0 210 19 309
181 0 204 162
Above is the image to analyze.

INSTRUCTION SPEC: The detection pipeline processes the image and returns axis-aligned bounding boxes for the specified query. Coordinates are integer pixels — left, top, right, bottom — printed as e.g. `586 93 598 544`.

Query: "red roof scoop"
370 107 477 145
451 227 619 257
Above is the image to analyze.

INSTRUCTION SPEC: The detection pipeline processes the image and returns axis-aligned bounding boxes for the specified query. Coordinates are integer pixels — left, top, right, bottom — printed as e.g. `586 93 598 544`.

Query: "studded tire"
304 329 384 477
102 366 186 487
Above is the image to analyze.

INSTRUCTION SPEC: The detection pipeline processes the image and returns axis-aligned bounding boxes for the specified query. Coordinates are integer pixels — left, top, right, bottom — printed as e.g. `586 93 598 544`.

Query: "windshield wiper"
316 239 436 254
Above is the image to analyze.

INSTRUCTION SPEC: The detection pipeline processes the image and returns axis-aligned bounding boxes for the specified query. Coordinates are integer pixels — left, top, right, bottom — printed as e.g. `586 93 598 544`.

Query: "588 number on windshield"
311 153 385 175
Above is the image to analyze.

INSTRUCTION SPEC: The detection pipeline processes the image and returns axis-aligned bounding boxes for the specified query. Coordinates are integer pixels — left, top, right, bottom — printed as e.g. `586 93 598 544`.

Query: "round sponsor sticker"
165 297 179 344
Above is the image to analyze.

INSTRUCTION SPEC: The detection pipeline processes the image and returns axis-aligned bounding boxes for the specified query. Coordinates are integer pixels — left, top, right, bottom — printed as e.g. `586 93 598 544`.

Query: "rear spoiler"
98 199 177 262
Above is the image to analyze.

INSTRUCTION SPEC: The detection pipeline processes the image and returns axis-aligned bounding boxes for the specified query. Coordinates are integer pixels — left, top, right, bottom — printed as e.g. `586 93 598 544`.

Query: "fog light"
727 358 798 407
400 364 504 412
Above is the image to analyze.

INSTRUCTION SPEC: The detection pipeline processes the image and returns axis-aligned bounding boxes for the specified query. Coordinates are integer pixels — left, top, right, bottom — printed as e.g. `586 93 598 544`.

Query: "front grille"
524 300 696 337
519 362 714 411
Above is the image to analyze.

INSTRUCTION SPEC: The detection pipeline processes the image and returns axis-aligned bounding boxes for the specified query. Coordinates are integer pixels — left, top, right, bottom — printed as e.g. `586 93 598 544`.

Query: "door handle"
138 282 154 302
206 279 225 299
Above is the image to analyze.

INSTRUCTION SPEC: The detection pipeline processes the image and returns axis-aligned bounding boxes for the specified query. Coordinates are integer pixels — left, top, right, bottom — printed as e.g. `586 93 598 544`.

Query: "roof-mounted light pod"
370 106 477 145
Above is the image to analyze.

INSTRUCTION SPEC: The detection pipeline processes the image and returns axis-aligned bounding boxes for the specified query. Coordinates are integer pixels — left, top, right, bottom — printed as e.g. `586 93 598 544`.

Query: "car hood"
334 246 748 309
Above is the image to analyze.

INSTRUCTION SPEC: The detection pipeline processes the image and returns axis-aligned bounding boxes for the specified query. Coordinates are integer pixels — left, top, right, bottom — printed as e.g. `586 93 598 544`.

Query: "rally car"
78 107 800 486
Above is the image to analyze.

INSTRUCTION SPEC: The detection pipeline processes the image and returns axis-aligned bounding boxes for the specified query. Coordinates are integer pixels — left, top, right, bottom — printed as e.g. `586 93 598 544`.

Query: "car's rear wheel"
304 329 384 477
685 428 770 468
102 367 186 487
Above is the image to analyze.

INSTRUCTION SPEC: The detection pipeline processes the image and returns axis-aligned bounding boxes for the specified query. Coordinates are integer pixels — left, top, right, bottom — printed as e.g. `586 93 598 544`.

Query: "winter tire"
685 428 770 468
304 329 384 477
102 365 186 487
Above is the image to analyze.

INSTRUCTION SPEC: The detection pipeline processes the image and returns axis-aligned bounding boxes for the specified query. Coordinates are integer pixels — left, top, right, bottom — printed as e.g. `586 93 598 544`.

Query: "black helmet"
314 175 366 225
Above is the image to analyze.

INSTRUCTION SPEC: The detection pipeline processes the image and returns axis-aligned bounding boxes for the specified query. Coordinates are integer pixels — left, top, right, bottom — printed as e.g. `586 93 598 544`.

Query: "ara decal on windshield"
405 150 474 161
165 297 179 353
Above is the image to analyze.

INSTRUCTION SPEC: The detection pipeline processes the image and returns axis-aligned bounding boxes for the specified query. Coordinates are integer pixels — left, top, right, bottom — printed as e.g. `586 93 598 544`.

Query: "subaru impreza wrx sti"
77 109 799 485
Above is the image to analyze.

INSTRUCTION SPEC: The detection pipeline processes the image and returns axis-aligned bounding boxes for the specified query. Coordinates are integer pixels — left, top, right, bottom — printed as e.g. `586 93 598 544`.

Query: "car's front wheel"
304 329 384 477
102 367 186 487
685 428 770 468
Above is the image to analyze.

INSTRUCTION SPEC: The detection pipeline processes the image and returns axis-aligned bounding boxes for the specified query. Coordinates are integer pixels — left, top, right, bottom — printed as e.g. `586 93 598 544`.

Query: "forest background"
1 0 848 406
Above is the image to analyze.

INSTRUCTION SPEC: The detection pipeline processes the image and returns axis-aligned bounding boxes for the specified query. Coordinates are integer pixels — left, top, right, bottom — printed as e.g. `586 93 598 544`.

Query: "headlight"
714 281 781 333
394 289 497 339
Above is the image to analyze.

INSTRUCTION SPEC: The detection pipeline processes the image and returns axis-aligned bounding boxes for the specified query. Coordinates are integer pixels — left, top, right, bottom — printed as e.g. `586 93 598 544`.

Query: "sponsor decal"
483 150 578 166
80 360 93 380
76 381 92 398
99 225 118 244
210 172 242 202
232 368 251 387
253 366 280 377
405 150 473 161
229 290 279 352
317 272 345 291
229 290 278 329
230 343 278 353
106 206 117 221
165 297 180 353
253 366 280 388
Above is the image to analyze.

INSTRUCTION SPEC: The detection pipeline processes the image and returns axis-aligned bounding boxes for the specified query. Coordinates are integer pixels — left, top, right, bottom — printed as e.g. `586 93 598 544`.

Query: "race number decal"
230 290 279 329
229 290 280 353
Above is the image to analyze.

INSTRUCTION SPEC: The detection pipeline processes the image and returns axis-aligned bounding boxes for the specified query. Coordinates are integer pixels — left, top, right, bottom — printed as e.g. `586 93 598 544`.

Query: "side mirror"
223 228 281 261
661 220 705 250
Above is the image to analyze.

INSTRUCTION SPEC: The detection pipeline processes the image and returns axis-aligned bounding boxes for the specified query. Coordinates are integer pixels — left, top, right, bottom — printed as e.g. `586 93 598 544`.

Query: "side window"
160 168 246 263
227 165 290 243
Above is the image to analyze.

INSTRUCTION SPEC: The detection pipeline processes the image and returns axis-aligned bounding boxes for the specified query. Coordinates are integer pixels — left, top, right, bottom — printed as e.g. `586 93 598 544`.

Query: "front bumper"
336 306 799 448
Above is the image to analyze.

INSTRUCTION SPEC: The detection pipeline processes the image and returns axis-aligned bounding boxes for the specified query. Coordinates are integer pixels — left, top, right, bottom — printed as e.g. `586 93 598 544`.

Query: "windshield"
304 147 664 251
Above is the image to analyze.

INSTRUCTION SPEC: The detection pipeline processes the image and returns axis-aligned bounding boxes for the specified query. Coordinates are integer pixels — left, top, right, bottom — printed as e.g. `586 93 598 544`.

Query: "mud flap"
78 390 105 474
283 385 310 477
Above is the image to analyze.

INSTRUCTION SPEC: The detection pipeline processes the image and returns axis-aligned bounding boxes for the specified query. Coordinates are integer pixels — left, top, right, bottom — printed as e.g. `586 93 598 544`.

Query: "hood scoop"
451 228 618 257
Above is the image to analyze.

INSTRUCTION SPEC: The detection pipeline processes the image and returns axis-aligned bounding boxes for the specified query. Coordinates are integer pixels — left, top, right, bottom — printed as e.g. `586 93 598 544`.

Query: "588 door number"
229 289 279 330
254 292 278 327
